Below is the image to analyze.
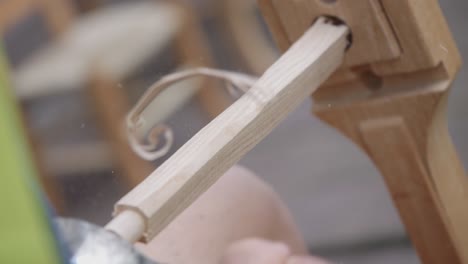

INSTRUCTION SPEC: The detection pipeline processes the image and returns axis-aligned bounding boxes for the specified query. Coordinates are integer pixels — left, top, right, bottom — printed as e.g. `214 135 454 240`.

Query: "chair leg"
174 3 232 118
87 72 154 188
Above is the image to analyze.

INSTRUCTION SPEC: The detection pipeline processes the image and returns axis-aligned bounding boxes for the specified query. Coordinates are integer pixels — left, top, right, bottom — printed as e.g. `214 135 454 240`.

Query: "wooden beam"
107 18 349 242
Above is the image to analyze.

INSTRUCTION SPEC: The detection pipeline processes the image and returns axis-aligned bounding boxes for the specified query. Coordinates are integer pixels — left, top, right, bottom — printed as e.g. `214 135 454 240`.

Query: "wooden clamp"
259 0 468 263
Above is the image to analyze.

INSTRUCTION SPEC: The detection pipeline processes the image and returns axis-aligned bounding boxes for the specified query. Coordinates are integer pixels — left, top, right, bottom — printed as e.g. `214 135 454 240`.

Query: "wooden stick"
106 210 145 243
108 17 349 242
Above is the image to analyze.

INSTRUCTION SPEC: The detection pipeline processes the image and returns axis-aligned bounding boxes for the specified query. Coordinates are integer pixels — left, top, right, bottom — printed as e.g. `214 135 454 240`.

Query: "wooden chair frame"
259 0 468 263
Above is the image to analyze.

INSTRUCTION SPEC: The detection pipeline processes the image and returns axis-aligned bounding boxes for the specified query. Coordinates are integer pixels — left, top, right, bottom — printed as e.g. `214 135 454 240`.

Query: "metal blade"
56 218 157 264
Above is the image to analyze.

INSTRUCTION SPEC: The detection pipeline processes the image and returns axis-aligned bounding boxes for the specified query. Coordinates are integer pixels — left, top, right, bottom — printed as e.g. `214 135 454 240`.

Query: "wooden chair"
1 0 228 206
222 0 278 75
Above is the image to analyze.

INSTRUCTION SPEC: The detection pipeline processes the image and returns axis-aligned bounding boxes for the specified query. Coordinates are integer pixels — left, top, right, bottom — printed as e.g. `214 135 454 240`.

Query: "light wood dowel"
105 210 145 243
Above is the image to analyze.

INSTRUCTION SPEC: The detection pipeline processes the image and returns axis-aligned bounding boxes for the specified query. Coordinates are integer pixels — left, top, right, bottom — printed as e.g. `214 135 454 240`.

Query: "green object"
0 47 61 263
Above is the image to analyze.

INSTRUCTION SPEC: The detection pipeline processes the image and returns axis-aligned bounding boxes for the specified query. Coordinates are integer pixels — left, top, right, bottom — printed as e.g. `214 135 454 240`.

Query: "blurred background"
1 0 467 263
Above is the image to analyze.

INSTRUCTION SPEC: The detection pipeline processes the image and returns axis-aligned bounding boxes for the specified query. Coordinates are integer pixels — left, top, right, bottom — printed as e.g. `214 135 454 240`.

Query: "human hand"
220 239 329 264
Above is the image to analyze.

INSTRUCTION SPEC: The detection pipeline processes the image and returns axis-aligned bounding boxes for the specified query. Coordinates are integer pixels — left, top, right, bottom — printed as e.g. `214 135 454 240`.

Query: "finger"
221 238 291 264
287 256 330 264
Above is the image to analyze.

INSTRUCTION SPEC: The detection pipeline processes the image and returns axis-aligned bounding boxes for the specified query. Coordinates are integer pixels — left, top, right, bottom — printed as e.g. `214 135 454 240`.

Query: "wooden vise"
259 0 468 263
